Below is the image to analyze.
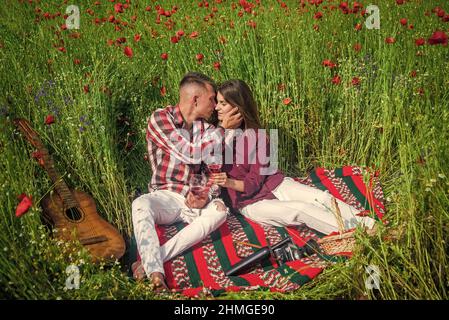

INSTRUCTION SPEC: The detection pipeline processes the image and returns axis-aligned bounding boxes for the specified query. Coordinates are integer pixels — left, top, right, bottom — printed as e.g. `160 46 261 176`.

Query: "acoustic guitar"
14 118 126 263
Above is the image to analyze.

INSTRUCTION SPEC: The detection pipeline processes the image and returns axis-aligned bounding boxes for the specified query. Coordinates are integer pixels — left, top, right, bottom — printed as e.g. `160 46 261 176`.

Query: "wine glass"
189 173 208 198
185 173 208 217
207 162 222 198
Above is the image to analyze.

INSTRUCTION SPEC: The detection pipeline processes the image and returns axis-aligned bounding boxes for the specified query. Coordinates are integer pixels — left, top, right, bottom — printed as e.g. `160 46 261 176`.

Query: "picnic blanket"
132 166 385 297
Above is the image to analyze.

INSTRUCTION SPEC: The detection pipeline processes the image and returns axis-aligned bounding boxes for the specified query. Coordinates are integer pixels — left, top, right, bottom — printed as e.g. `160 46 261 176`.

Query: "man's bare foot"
150 272 169 292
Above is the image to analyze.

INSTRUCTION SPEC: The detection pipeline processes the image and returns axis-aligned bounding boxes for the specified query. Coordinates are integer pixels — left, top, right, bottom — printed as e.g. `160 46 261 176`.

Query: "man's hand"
211 172 229 187
185 191 209 209
221 107 243 129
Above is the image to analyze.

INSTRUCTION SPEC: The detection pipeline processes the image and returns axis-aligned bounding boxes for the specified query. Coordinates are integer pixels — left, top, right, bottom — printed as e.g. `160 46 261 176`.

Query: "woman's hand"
211 172 229 187
221 107 243 129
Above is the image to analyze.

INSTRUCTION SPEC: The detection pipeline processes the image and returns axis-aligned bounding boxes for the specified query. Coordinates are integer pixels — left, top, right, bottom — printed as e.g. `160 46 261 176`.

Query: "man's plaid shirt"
146 104 224 197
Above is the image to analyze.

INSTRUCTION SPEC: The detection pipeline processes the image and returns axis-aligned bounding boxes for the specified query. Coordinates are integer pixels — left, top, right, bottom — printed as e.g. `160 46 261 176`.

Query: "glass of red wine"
185 173 209 216
207 162 222 198
189 173 208 197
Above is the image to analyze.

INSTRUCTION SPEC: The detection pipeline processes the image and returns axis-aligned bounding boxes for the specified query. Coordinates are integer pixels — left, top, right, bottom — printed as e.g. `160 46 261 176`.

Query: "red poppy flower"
247 20 256 28
161 53 168 60
160 86 166 96
145 6 151 12
332 75 341 85
428 30 448 45
107 39 114 46
314 12 323 19
351 77 361 86
385 37 395 44
57 46 66 53
16 195 33 217
83 85 90 93
355 23 362 31
354 43 362 52
134 34 141 42
176 30 185 37
282 98 292 105
124 46 133 57
400 18 407 26
415 38 425 46
410 70 417 77
114 3 124 13
74 59 81 65
45 115 55 125
339 2 349 10
116 37 126 44
213 61 221 70
189 31 199 39
61 24 67 30
322 59 337 68
196 53 204 63
170 36 180 44
396 0 404 5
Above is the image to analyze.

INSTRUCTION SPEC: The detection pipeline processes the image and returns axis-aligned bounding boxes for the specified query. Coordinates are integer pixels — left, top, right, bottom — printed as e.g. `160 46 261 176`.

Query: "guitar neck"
14 118 78 208
40 148 78 208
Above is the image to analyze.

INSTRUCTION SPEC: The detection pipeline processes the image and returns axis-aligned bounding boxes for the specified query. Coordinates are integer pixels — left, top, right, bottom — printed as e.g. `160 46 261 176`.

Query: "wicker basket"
317 197 358 255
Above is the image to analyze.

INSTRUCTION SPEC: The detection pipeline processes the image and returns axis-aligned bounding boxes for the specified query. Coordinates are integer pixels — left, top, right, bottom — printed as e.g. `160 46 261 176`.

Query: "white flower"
438 173 446 179
425 187 431 192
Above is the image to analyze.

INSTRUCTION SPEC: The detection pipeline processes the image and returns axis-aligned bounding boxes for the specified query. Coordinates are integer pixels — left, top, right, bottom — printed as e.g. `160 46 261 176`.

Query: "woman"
211 79 376 235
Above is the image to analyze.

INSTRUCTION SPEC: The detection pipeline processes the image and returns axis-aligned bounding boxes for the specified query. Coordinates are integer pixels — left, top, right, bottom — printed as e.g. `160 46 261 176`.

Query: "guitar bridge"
80 235 108 245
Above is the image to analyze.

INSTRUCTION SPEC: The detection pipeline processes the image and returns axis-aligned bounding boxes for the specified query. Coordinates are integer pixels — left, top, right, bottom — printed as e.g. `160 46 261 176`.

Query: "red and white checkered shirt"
146 104 224 197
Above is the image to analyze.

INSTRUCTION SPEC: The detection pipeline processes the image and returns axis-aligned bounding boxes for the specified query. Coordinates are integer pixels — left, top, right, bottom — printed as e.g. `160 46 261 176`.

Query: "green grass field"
0 0 448 299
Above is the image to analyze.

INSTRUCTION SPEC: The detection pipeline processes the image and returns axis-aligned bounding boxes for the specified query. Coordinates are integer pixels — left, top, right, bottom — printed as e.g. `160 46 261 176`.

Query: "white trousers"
132 190 228 277
240 177 376 235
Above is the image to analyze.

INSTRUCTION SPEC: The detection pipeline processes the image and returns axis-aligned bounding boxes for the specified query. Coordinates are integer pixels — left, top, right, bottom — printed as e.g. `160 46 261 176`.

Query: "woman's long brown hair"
217 79 262 129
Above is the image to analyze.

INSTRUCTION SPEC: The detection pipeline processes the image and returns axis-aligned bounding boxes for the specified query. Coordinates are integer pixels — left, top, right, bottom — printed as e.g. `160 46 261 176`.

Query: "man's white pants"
240 177 376 235
132 190 227 277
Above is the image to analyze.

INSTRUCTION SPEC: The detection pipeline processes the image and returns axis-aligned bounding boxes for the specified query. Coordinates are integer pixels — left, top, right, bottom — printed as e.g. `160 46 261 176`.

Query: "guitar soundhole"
65 207 84 222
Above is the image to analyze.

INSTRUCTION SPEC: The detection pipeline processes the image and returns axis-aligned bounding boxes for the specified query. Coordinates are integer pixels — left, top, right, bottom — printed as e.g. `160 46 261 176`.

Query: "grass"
0 0 448 299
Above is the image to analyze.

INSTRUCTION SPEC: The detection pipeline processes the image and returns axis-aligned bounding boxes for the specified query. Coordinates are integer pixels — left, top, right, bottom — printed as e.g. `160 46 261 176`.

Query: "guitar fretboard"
15 119 78 208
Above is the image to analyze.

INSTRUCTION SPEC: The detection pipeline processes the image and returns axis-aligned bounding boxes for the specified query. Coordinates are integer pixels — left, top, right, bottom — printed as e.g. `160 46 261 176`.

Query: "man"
131 72 242 290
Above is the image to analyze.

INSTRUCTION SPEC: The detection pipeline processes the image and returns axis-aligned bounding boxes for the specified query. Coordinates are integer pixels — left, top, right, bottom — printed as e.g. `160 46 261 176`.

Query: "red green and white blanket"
136 166 385 297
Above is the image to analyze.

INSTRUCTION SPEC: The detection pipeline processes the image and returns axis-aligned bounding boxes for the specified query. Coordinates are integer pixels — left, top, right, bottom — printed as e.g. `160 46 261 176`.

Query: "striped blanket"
134 166 385 297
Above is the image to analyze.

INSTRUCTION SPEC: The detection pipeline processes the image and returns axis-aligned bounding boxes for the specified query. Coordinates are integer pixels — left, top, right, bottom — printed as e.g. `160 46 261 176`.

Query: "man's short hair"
179 72 216 92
